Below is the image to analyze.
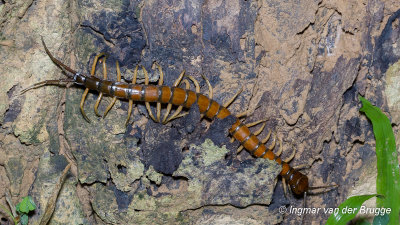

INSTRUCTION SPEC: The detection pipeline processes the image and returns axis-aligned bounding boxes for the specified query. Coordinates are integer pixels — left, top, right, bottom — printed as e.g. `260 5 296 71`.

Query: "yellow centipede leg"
253 121 267 136
155 63 164 122
125 65 138 126
283 142 296 163
163 79 191 124
261 130 272 145
223 87 243 108
103 61 120 118
234 129 272 153
283 178 289 197
276 137 284 158
163 74 200 123
162 70 185 123
198 74 213 119
143 66 158 122
265 132 276 150
92 53 107 117
236 119 267 153
282 147 305 197
202 74 213 99
94 93 104 117
185 75 201 93
80 88 91 122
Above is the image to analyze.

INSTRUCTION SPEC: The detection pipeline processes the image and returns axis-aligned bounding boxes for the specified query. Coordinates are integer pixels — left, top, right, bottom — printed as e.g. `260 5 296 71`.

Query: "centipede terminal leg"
19 79 74 95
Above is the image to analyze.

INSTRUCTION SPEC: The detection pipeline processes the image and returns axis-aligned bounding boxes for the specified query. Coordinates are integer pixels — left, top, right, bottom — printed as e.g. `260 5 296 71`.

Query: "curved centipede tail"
307 184 338 195
41 37 77 77
19 79 74 95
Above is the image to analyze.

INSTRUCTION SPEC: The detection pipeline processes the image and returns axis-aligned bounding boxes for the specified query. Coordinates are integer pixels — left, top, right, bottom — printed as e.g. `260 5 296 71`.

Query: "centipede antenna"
302 191 307 224
282 178 288 197
41 37 76 77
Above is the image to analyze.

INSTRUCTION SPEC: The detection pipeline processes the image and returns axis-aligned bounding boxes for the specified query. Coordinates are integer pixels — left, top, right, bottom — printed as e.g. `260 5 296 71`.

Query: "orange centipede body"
23 38 311 196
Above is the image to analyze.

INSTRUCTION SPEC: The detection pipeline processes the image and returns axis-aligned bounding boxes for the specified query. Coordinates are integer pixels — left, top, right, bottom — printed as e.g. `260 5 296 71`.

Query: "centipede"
21 37 335 197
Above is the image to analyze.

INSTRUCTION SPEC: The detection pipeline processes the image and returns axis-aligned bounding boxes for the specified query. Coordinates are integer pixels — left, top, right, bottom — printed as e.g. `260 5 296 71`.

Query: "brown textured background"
1 0 400 224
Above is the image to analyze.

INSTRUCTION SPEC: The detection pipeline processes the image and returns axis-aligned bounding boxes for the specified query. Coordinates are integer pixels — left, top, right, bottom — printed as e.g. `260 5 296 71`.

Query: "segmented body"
74 74 309 195
23 38 309 195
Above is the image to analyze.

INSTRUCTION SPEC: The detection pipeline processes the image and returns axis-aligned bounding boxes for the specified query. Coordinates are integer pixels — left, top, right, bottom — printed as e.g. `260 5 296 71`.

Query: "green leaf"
373 214 390 225
326 194 380 225
16 202 20 213
359 96 400 225
20 214 28 225
16 196 36 214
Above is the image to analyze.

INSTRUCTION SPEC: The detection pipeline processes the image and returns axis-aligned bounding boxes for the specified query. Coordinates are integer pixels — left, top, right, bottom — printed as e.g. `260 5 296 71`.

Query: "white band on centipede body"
73 73 80 82
110 83 117 96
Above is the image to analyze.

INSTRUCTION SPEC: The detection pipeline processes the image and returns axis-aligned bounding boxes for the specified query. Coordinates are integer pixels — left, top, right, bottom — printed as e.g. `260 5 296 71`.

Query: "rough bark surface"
1 0 400 224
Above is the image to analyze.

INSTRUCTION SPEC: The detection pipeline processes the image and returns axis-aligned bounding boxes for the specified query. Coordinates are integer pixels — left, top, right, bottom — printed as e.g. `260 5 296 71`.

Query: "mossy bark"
1 0 400 224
